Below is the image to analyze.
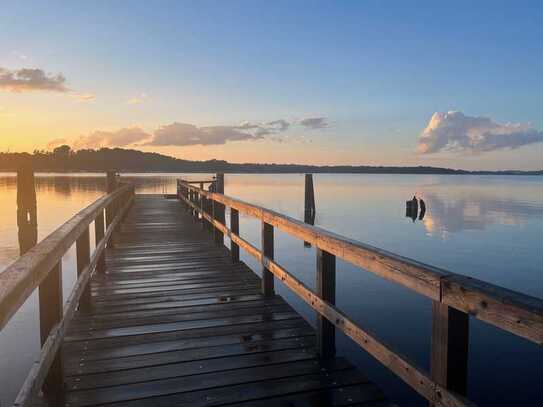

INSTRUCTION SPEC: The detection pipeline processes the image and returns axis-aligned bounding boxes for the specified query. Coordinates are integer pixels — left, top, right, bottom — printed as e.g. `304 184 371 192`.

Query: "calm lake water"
1 173 542 406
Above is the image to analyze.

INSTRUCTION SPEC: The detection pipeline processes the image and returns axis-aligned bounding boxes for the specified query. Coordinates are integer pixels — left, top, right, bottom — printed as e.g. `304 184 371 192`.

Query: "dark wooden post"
316 248 336 358
95 209 106 273
213 173 225 246
76 227 91 312
430 301 469 405
38 261 64 404
304 174 316 247
17 163 38 255
230 208 240 263
105 171 118 246
199 182 205 227
261 222 274 296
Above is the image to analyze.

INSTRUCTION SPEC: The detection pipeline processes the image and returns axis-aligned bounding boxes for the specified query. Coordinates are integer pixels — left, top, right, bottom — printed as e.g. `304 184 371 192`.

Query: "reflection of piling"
304 174 316 247
17 163 38 255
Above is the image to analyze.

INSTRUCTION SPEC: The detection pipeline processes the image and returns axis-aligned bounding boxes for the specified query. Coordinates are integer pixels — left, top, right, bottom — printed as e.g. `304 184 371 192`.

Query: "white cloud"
72 127 151 149
418 111 543 154
0 67 69 92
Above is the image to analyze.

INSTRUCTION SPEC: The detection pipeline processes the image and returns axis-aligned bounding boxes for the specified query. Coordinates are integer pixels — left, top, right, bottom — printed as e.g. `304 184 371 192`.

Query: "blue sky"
1 1 543 169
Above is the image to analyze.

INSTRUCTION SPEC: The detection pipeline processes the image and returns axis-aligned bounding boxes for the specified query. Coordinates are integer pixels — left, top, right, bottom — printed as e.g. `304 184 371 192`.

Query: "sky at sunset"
1 1 543 170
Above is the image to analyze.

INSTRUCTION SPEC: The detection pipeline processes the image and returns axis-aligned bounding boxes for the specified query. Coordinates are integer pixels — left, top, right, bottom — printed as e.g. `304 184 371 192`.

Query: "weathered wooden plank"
442 274 543 345
65 348 317 391
65 358 356 406
66 336 316 375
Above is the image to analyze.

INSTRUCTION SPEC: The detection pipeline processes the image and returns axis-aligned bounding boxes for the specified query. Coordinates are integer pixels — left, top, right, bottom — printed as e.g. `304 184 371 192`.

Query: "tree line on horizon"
1 145 541 175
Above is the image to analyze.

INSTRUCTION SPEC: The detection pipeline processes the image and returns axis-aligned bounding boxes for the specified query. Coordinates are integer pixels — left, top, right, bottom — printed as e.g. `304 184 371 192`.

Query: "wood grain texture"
57 195 391 407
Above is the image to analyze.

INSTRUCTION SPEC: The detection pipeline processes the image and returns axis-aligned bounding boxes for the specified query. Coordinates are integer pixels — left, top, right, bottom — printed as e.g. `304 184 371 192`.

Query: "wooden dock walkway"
61 195 392 406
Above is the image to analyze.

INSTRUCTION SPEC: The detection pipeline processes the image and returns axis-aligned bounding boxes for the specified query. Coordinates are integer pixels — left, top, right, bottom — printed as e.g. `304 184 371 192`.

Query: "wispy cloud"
46 138 68 150
0 67 68 92
72 128 151 149
299 117 329 129
147 123 261 146
73 93 96 102
418 111 543 154
127 93 148 104
48 115 331 149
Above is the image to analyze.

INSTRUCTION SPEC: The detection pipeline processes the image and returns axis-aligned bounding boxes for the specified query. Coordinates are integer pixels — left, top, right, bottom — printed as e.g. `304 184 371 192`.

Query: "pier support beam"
430 301 469 405
230 208 240 263
316 248 336 358
213 173 225 247
261 222 275 296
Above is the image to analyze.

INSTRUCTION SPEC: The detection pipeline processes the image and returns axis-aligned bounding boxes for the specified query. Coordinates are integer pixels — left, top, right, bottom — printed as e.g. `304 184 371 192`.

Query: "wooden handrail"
0 181 135 407
0 183 134 330
178 177 543 407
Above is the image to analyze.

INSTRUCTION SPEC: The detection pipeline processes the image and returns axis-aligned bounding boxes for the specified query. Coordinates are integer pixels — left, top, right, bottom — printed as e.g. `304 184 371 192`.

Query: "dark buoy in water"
419 198 426 220
406 196 418 222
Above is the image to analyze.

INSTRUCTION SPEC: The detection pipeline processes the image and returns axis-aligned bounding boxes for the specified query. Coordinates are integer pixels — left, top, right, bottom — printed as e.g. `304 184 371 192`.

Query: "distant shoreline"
2 147 542 176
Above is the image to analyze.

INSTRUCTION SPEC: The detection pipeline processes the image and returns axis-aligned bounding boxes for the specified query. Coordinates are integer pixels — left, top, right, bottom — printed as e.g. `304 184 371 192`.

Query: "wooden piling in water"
17 163 38 255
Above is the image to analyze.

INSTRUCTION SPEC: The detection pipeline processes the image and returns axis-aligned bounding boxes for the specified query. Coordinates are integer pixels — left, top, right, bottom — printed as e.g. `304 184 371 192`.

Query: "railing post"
38 261 64 404
230 208 240 263
213 173 225 246
95 209 106 273
76 227 91 312
430 301 469 405
316 248 336 358
199 182 205 228
261 222 274 296
105 171 118 247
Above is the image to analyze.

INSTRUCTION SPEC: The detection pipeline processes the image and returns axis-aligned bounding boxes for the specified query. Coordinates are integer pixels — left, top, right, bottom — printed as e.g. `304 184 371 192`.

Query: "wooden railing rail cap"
0 184 132 330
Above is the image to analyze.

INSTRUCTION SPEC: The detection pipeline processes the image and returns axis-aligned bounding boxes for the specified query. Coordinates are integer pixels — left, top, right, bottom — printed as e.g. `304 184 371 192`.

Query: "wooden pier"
1 173 543 406
61 195 391 406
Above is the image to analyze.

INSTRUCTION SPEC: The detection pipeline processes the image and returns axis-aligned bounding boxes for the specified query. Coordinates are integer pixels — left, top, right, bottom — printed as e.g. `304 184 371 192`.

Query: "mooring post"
17 163 38 255
316 248 336 358
230 208 240 263
261 222 275 296
304 174 316 247
430 301 470 405
213 173 225 246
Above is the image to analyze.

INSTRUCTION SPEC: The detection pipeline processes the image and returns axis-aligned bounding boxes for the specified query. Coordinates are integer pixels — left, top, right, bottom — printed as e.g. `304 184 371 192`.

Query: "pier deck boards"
61 195 392 407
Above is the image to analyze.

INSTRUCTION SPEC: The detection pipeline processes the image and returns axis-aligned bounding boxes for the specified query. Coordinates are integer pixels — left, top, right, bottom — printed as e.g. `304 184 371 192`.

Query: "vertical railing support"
95 209 106 273
430 301 469 405
213 173 225 246
105 171 118 247
316 248 336 358
76 227 91 312
199 182 205 227
230 208 240 263
38 261 64 404
261 222 274 296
